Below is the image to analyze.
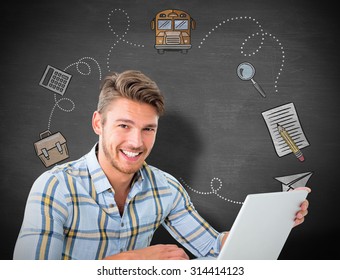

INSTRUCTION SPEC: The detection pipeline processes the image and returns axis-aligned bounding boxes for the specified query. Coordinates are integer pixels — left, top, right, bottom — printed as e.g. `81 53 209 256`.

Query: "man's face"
93 97 158 175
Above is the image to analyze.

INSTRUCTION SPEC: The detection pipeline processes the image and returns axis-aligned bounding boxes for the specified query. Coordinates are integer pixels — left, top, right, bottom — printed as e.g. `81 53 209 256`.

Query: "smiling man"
13 70 309 260
93 98 159 216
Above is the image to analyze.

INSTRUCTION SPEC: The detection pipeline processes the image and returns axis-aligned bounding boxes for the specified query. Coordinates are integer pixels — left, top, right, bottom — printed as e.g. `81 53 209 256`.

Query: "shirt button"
121 222 124 227
109 204 114 208
108 188 113 193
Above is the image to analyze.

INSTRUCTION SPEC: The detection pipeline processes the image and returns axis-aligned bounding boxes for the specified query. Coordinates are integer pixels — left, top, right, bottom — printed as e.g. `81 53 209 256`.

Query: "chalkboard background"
1 0 339 259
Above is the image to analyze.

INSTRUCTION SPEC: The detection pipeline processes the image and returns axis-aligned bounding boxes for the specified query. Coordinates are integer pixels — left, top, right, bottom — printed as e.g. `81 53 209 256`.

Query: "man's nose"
128 129 143 148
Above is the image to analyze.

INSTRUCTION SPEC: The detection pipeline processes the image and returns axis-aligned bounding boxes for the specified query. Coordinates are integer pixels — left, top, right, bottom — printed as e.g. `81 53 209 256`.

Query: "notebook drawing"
262 103 310 157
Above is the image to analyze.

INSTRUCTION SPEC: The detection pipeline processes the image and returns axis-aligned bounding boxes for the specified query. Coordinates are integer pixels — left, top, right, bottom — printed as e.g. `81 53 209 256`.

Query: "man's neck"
109 172 134 193
96 151 134 193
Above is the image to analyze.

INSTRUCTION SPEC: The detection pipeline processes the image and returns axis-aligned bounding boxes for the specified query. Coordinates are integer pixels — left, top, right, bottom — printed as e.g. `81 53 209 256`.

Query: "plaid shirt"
14 144 224 259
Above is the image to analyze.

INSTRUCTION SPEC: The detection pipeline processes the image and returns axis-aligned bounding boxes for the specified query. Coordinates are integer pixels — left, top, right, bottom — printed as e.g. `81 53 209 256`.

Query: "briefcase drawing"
34 130 69 167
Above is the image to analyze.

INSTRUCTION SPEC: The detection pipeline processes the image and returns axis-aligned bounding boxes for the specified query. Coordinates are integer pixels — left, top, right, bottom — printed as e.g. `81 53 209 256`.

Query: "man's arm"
13 173 66 259
160 175 226 258
103 244 189 260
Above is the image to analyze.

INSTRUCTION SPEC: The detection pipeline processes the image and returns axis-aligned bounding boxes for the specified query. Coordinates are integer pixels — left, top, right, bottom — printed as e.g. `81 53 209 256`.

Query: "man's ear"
92 111 102 135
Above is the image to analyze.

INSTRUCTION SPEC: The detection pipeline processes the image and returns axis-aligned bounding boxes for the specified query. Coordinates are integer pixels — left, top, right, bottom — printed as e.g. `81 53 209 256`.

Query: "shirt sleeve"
162 174 226 258
13 172 68 259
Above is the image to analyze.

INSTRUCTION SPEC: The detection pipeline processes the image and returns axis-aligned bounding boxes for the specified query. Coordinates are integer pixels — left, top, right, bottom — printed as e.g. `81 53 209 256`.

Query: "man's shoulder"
34 155 88 184
30 156 88 197
50 156 86 174
143 163 182 189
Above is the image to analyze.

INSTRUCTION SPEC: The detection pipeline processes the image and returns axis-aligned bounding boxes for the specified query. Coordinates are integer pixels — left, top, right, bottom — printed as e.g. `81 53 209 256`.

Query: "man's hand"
293 187 311 227
103 244 189 260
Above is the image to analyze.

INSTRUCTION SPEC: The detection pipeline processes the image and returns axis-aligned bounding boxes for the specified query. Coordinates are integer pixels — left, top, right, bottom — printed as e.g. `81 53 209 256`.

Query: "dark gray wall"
1 0 339 259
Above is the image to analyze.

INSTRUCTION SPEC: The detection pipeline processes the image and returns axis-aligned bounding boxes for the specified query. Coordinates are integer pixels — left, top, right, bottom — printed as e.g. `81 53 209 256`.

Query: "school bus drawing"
151 9 196 54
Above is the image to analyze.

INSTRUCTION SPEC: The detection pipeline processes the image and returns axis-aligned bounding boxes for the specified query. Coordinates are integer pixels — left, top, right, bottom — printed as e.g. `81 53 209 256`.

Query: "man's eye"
118 124 128 129
144 128 155 132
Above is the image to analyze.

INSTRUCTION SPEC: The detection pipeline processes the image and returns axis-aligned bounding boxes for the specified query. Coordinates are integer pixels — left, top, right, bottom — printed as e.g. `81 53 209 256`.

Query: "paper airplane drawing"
274 172 313 192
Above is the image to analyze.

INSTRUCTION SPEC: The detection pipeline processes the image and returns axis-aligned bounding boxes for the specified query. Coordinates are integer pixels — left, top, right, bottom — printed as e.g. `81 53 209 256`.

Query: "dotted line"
198 16 264 51
47 97 75 131
180 177 244 205
198 16 285 93
64 57 102 80
47 57 102 131
107 8 144 71
263 32 285 93
242 31 284 93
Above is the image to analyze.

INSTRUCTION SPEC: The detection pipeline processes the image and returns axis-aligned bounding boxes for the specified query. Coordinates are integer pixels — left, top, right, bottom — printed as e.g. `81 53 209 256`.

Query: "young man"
13 70 309 260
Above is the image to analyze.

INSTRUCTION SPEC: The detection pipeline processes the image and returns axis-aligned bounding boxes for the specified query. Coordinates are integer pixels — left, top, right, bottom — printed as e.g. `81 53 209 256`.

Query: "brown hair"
97 70 165 120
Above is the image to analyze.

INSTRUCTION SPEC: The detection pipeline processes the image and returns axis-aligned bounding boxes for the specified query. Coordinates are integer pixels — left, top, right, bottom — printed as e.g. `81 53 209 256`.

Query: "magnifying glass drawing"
237 62 266 98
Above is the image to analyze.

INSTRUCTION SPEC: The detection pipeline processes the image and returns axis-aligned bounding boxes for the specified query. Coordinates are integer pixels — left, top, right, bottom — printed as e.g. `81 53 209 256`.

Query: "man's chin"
113 162 143 175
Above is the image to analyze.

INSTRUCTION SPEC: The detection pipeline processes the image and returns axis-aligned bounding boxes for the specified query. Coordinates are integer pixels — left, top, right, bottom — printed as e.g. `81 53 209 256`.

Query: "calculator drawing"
39 65 72 96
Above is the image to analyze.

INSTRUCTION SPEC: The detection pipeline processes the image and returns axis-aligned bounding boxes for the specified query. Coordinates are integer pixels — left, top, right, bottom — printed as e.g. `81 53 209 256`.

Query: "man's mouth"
121 149 142 158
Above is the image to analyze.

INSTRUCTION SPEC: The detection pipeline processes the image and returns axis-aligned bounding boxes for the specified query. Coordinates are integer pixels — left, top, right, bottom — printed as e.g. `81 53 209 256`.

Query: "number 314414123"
190 266 245 276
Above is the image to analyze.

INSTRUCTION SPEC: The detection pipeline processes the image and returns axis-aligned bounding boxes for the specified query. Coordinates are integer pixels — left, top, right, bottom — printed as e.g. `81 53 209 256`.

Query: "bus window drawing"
150 9 196 54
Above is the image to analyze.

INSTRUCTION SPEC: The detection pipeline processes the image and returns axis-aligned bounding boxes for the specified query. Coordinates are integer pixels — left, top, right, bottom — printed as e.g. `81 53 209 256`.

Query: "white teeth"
122 150 140 158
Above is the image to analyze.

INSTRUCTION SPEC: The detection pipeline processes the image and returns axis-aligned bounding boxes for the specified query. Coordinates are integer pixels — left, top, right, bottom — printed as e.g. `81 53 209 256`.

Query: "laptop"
195 189 309 260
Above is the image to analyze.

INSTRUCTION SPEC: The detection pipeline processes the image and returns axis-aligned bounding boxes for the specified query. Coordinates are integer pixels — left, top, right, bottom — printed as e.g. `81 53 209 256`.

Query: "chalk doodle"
180 16 288 203
106 8 145 71
36 57 102 167
198 16 285 93
47 57 102 131
180 177 244 205
150 9 196 54
34 8 304 207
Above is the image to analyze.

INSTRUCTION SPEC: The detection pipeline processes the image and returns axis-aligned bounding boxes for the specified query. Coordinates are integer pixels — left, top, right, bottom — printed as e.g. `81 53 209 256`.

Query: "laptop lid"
217 190 308 260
